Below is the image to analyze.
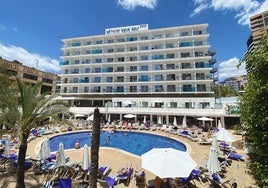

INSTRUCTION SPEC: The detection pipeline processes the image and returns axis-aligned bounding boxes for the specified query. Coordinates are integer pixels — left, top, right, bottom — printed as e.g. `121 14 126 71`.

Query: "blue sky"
0 0 267 81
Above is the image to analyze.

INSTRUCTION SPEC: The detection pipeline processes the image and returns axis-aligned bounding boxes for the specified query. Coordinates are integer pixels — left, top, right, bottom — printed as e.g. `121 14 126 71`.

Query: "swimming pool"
49 131 187 156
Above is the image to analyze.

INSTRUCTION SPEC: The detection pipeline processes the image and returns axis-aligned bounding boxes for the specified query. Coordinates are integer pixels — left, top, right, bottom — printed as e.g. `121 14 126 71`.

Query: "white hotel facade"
58 23 228 127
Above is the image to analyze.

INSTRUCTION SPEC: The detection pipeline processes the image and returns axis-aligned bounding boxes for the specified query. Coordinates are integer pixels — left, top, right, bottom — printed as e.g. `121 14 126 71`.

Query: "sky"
0 0 267 81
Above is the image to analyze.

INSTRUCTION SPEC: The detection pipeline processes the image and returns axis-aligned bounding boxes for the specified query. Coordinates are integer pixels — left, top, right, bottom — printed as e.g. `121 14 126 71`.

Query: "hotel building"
59 24 228 126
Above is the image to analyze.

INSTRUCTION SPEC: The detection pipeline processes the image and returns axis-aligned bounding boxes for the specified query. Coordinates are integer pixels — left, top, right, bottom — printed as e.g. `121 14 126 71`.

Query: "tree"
89 108 101 188
0 76 71 188
239 33 268 186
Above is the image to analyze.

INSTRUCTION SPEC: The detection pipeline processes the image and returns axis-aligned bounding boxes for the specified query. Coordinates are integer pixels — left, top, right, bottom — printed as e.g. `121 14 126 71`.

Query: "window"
94 77 101 83
152 54 164 60
116 86 124 92
140 75 149 81
96 40 102 44
181 52 191 58
130 86 137 92
193 30 202 35
84 87 89 92
140 55 149 61
167 85 176 92
195 51 204 57
166 74 175 81
107 49 114 53
197 84 206 91
107 58 114 62
73 78 78 83
170 102 177 108
107 39 114 43
194 41 203 46
166 54 175 59
130 56 137 61
95 67 101 73
153 44 163 49
181 63 191 69
129 47 137 51
180 31 190 36
106 77 113 82
117 76 124 82
117 67 124 72
117 57 125 62
130 66 137 72
195 62 205 68
179 42 193 47
166 64 175 70
140 36 149 40
106 86 112 92
72 87 78 93
85 68 90 73
74 60 80 64
107 67 113 72
154 64 163 70
73 68 79 74
140 45 149 50
155 85 163 92
155 75 163 81
182 73 192 80
130 76 137 82
140 65 148 71
117 38 125 42
93 86 100 92
95 58 102 63
140 86 149 92
196 73 205 80
116 48 124 52
166 43 175 48
182 85 193 92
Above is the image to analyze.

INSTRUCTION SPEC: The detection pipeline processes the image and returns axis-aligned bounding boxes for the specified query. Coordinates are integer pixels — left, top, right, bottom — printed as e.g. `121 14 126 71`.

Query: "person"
154 176 165 188
74 140 80 149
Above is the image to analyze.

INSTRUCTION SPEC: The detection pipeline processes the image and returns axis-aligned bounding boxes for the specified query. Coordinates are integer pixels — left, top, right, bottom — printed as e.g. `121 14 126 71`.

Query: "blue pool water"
49 131 186 156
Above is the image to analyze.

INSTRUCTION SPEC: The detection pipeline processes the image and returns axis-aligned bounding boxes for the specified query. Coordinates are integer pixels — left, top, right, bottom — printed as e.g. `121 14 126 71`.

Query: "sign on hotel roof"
105 24 148 35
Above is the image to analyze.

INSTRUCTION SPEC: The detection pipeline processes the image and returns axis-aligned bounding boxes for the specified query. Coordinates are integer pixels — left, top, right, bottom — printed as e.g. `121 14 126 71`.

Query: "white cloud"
192 0 268 25
13 27 18 32
218 57 247 81
0 43 60 73
117 0 157 10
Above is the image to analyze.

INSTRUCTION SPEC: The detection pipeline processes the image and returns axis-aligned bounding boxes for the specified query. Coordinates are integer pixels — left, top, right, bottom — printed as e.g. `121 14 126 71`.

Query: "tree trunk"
90 108 101 188
16 134 28 188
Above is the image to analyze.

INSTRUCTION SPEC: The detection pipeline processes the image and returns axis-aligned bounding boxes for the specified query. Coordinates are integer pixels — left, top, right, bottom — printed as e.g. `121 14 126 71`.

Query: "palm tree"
89 108 101 188
0 76 71 188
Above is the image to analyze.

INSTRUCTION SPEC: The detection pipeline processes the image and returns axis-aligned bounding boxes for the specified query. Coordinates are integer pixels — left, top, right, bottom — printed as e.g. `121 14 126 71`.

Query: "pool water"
49 131 186 156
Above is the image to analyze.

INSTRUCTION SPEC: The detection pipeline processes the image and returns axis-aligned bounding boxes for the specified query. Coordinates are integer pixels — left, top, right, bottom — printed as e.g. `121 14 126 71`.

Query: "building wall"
0 58 58 94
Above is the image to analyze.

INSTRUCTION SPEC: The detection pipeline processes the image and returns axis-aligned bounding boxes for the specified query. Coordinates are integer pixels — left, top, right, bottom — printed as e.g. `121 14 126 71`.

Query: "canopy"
82 144 90 170
207 147 221 173
197 117 214 121
38 138 50 160
217 120 222 129
56 142 66 166
142 148 197 178
123 114 136 118
216 128 236 142
3 140 10 157
173 117 177 126
87 115 94 121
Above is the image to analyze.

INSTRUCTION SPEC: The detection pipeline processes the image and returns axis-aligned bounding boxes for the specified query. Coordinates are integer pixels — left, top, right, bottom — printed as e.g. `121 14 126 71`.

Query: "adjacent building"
0 58 58 95
247 10 268 52
58 23 226 125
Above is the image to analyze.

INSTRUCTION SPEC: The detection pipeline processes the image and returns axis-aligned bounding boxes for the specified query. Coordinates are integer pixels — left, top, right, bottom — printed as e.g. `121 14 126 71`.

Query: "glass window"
106 77 113 82
182 85 192 92
94 77 101 83
130 86 137 92
196 73 205 80
167 85 176 92
85 68 90 73
166 54 175 59
117 67 124 72
117 38 125 43
182 62 191 69
155 85 163 92
74 60 80 64
94 86 100 92
197 84 206 91
96 40 102 44
95 58 102 63
155 75 163 81
95 67 101 73
140 65 149 71
140 86 149 92
140 75 149 81
117 76 124 82
116 86 124 92
106 86 112 92
107 39 114 43
195 62 205 68
182 73 192 80
84 86 89 92
130 56 137 61
140 36 149 40
140 45 149 50
154 64 163 70
140 55 149 61
166 74 175 80
107 67 113 72
107 58 114 62
179 42 193 47
166 64 175 70
152 54 164 60
130 66 137 72
130 76 137 82
195 51 204 57
117 57 124 62
73 69 79 74
107 49 114 53
181 52 191 58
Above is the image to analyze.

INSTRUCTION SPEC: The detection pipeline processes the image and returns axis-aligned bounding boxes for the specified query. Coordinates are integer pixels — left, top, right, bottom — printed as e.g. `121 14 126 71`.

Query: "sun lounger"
207 173 237 188
116 167 133 185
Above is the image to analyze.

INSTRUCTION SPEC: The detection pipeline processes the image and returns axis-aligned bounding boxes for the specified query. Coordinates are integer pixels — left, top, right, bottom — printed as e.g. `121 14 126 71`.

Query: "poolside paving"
1 129 257 187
